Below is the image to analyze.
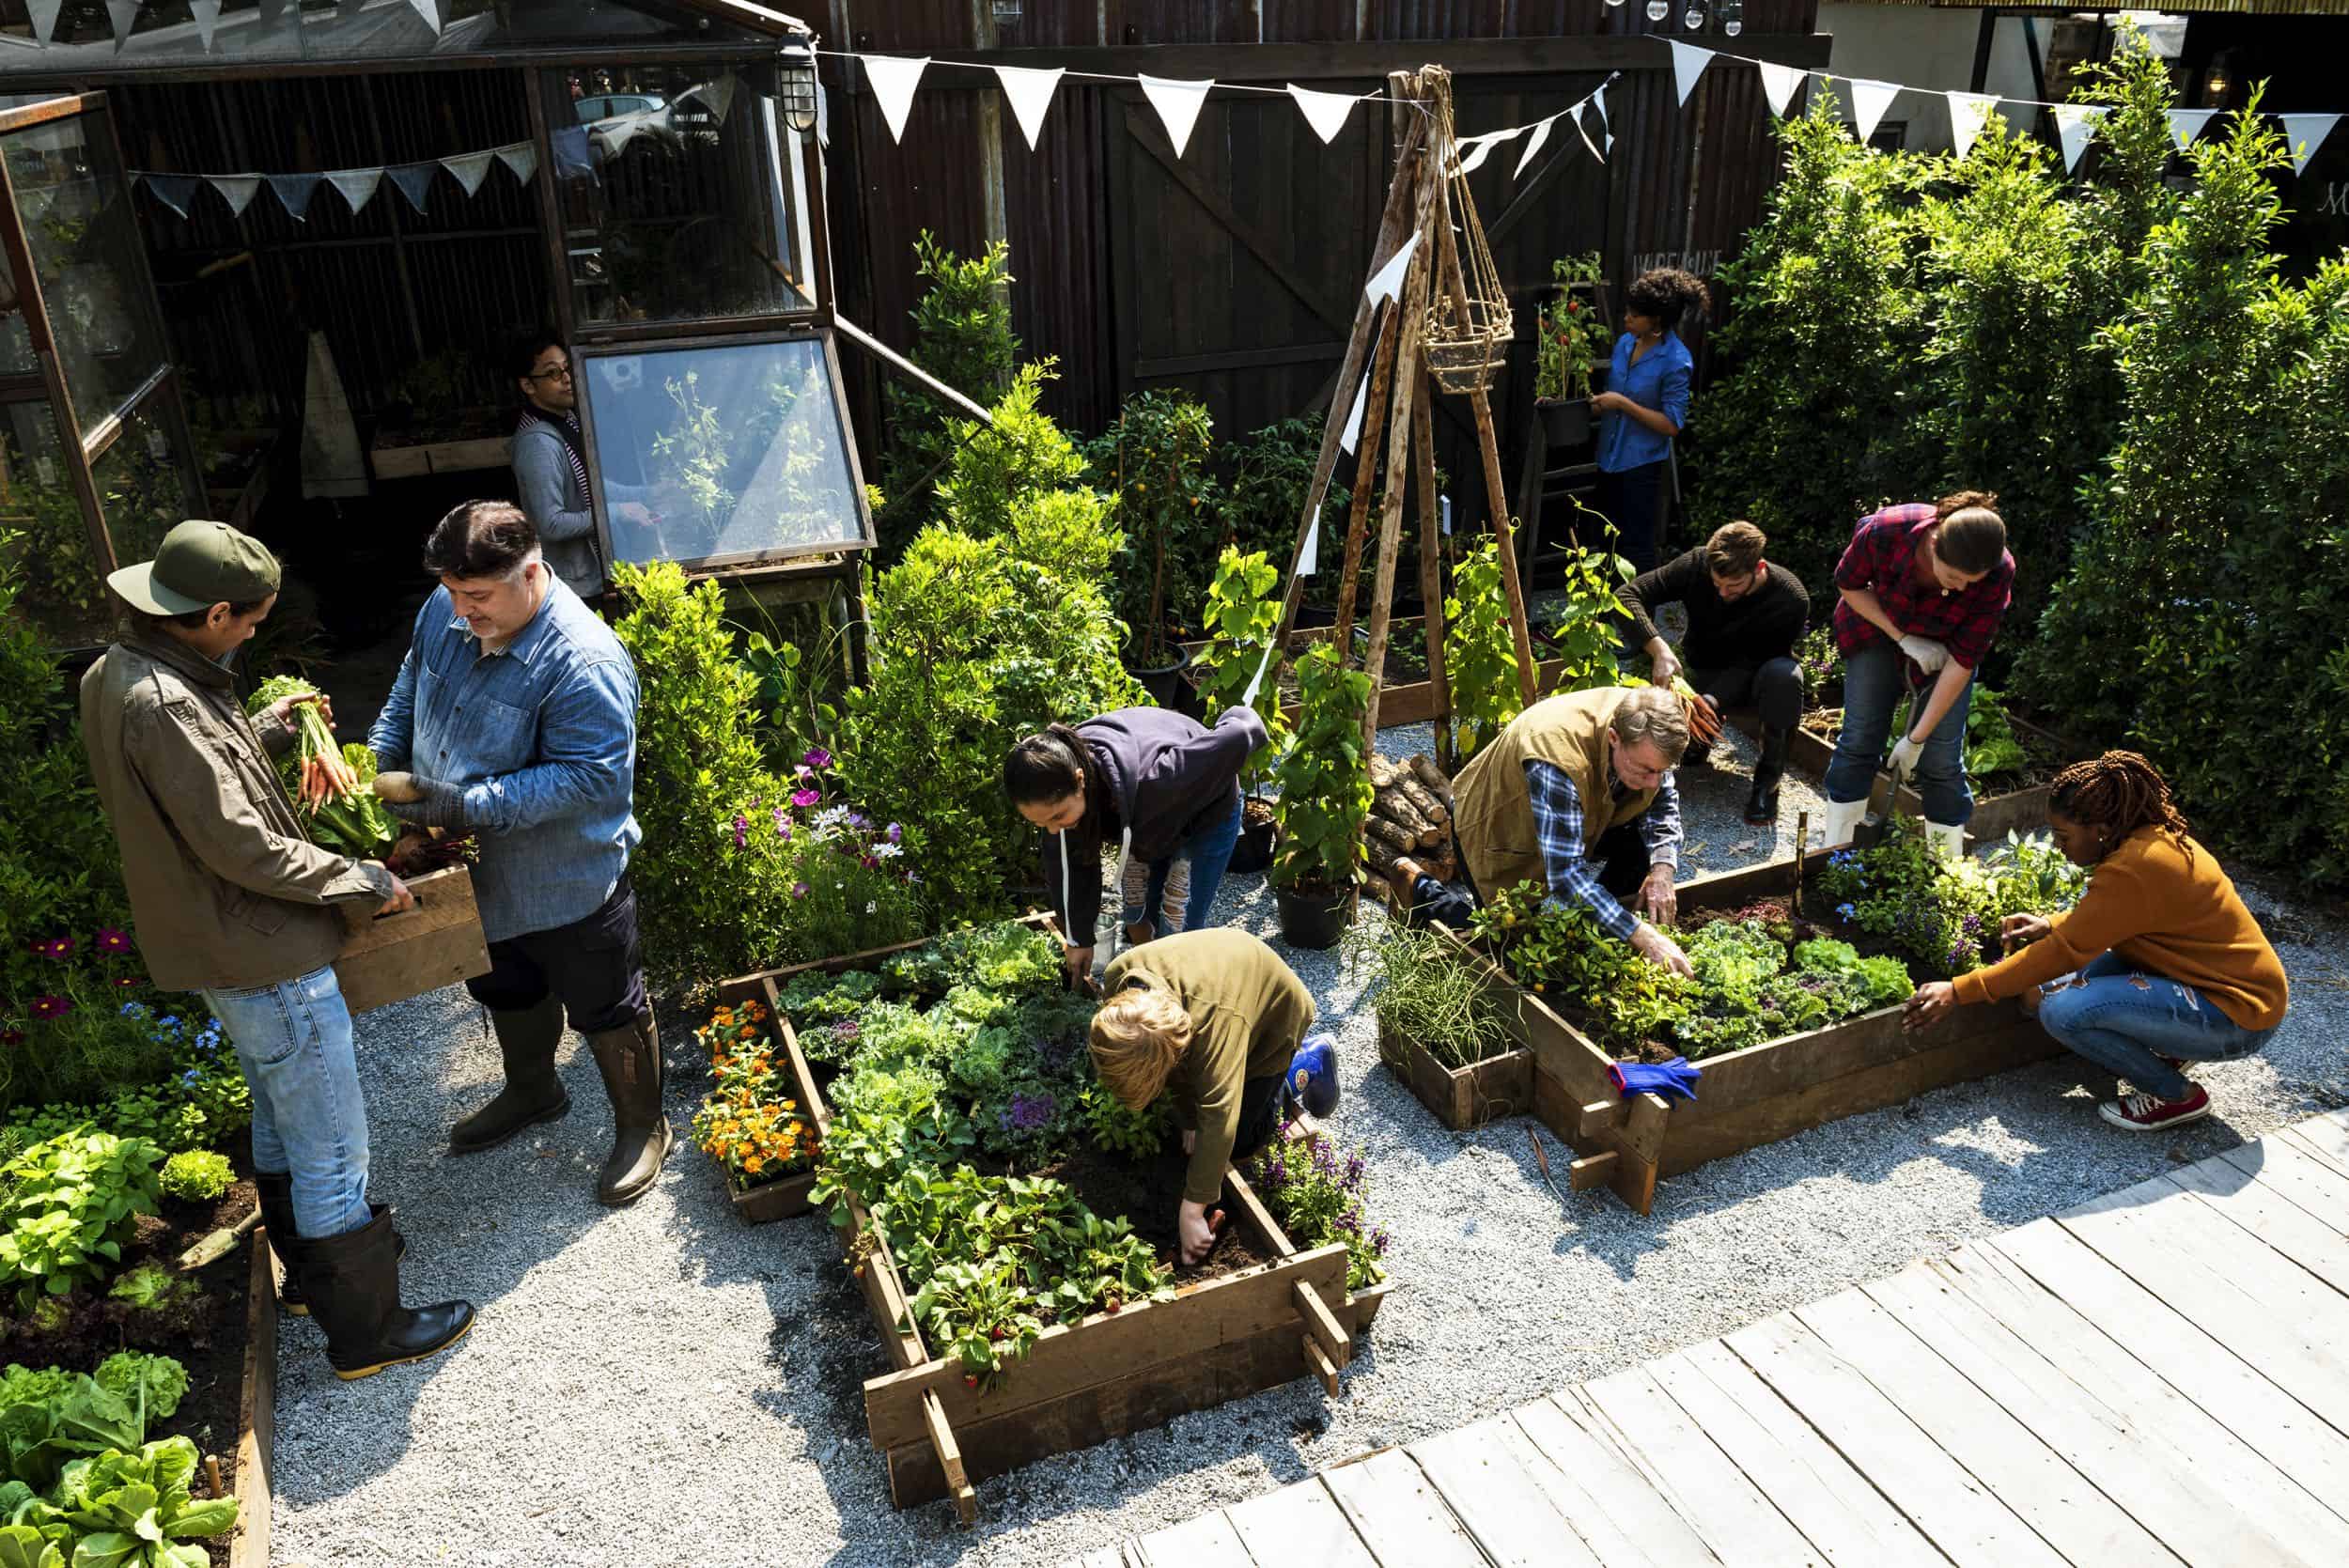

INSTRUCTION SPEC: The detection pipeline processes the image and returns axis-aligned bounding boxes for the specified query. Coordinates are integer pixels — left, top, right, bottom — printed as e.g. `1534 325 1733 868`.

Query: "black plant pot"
1274 883 1358 950
1537 396 1594 448
1127 644 1192 709
1227 797 1280 875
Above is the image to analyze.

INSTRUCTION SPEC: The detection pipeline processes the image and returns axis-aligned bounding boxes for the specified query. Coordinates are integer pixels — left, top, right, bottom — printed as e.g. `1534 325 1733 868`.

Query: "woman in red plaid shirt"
1820 490 2015 856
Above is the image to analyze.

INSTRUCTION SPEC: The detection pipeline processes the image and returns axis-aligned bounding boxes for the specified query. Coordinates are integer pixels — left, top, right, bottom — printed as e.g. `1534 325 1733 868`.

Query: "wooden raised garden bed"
1377 1019 1532 1132
718 920 1387 1522
227 1227 278 1568
1743 709 2079 848
333 864 491 1016
367 432 511 482
1438 850 2058 1216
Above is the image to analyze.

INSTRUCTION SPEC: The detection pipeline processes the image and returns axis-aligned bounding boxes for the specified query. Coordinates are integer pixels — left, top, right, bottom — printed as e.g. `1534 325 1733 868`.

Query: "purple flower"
732 814 749 849
803 747 833 770
885 822 903 845
792 788 821 809
999 1092 1059 1131
791 881 810 899
1343 1154 1364 1188
848 811 868 831
93 927 132 955
1371 1227 1391 1254
773 806 792 840
29 996 70 1019
34 935 73 960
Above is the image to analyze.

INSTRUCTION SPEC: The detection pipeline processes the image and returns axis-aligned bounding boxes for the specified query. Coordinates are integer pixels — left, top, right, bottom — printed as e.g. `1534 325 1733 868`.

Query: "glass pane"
89 398 195 582
582 337 865 566
545 63 808 326
3 109 164 433
0 398 105 645
0 220 35 377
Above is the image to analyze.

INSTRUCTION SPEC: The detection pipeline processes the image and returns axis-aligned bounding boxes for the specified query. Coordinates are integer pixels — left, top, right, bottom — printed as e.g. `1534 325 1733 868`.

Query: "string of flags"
22 0 445 51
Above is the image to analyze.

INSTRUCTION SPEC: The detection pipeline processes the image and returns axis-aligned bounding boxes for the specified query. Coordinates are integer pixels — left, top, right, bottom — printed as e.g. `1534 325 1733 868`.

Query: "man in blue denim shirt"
369 501 670 1205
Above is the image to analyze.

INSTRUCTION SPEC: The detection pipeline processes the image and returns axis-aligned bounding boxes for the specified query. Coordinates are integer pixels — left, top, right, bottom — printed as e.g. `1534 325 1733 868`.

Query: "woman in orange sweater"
1905 752 2288 1133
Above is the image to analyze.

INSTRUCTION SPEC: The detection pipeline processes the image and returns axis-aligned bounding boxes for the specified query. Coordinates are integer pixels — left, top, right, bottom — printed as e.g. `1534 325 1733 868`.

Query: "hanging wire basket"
1420 78 1514 396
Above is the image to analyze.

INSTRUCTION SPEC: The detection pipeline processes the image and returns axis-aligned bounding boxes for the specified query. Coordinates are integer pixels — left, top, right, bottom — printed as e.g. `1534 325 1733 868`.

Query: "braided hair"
2048 751 2192 860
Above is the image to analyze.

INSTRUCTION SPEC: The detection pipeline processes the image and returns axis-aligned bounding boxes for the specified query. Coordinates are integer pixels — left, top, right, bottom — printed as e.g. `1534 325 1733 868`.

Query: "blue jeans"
1825 642 1975 827
2037 952 2274 1103
1125 797 1245 937
198 965 372 1241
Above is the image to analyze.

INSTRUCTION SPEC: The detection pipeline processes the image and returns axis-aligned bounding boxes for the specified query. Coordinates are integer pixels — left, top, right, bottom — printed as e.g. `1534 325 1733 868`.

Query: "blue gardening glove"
1610 1056 1701 1101
1286 1032 1341 1119
384 775 467 830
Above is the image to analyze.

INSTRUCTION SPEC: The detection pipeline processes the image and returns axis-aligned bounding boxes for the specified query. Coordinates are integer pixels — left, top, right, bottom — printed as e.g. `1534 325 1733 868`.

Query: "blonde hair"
1610 684 1690 766
1088 986 1194 1110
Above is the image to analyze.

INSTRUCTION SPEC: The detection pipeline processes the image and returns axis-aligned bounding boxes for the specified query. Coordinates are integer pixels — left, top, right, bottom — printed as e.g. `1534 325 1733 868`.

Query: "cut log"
1393 773 1448 826
1408 753 1454 808
1365 835 1405 875
1368 755 1402 791
1365 815 1418 854
1374 791 1435 841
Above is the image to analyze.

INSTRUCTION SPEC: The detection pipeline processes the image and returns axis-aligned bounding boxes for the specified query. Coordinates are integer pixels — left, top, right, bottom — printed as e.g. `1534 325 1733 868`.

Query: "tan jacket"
1453 688 1657 901
79 633 393 993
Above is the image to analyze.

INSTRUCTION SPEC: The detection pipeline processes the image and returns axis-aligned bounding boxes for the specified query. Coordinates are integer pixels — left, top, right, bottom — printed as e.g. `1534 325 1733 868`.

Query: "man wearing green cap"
80 520 474 1382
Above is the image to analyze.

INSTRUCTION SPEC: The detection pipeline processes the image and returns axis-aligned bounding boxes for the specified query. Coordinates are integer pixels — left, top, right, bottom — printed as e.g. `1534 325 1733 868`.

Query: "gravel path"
269 720 2349 1568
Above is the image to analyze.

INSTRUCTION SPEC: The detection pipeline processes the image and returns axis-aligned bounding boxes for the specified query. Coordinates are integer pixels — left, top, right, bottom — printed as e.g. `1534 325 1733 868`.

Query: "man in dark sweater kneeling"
1621 520 1810 826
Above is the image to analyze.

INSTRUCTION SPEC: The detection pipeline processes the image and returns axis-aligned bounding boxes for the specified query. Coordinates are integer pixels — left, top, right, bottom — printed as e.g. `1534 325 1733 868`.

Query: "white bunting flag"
1514 114 1557 179
2167 108 2216 150
141 175 198 222
1759 62 1806 118
267 173 320 222
1595 84 1613 158
1669 41 1714 107
441 150 494 197
2051 104 2106 174
690 72 738 125
1571 97 1607 164
1363 230 1421 305
190 0 221 48
494 142 537 187
326 167 382 214
406 0 443 33
1338 370 1369 454
210 175 262 219
995 65 1065 152
1297 516 1319 577
1440 495 1453 536
1455 130 1515 175
1140 75 1216 159
105 0 137 48
1287 84 1358 146
1946 91 2000 159
387 163 436 214
1849 80 1902 147
2279 114 2341 177
28 0 63 45
863 55 928 145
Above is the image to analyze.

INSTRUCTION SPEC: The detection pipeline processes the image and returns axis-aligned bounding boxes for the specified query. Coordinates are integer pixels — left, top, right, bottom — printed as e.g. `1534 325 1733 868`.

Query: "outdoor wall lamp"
991 0 1023 22
1681 0 1707 29
1719 0 1743 36
780 40 818 132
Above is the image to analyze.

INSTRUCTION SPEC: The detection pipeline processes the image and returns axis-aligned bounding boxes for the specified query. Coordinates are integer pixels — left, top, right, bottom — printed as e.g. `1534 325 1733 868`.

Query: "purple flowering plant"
1247 1132 1387 1290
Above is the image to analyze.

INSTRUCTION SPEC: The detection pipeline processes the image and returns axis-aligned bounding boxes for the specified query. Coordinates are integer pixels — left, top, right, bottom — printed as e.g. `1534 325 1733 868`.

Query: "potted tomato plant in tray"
1533 253 1615 448
1268 644 1374 948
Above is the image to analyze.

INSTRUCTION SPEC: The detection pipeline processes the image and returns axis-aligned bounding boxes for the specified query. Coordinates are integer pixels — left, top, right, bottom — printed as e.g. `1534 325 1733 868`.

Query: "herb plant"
154 1153 231 1205
0 1135 163 1310
1356 924 1515 1070
1248 1136 1388 1291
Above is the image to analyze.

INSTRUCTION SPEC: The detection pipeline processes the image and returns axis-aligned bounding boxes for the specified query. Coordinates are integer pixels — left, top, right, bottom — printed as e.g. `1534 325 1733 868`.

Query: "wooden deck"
1076 1110 2349 1568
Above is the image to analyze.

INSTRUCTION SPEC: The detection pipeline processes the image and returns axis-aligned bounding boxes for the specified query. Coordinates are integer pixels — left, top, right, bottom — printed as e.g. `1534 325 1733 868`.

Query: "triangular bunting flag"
1286 84 1358 146
441 150 494 197
494 143 537 187
141 174 198 222
863 55 928 145
210 175 261 218
1669 41 1713 107
2279 114 2340 177
267 172 320 222
1297 516 1319 577
1849 80 1902 147
405 0 442 33
28 0 63 45
1595 84 1613 158
2051 104 2106 174
105 0 138 49
994 65 1065 152
689 72 738 124
1571 98 1606 164
1363 230 1421 305
1759 62 1806 118
1456 131 1514 175
1946 91 2000 160
2167 108 2216 150
326 167 382 214
191 0 219 50
551 127 595 180
1338 371 1369 455
1514 114 1557 179
387 163 436 214
1140 75 1216 159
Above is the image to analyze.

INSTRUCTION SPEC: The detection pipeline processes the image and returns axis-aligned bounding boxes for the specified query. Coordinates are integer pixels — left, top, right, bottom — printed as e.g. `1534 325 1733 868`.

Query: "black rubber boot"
255 1175 402 1316
298 1208 474 1381
587 1011 673 1206
448 994 569 1155
1744 722 1790 825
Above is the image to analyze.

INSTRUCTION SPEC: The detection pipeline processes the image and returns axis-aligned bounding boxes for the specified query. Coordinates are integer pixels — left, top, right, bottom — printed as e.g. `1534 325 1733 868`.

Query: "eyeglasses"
528 361 576 384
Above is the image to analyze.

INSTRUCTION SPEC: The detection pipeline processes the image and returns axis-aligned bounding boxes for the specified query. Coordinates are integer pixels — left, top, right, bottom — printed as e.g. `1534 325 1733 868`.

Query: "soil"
1241 796 1277 832
1024 1142 1270 1287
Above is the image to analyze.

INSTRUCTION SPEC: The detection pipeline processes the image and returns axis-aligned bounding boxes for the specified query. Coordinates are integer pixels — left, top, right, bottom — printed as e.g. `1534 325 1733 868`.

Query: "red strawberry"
964 1374 979 1388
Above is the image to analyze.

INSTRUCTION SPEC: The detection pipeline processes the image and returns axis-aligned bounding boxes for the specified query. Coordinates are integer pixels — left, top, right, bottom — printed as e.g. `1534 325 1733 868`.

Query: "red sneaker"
2099 1084 2211 1132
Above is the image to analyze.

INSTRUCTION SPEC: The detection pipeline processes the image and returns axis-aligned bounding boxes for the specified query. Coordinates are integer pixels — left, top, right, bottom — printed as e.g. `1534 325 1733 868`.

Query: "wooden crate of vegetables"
716 916 1391 1521
1439 826 2085 1215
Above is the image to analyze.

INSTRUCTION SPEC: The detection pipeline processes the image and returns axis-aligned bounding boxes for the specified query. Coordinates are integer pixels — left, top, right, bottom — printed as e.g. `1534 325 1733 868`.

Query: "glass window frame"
573 323 874 575
0 90 206 633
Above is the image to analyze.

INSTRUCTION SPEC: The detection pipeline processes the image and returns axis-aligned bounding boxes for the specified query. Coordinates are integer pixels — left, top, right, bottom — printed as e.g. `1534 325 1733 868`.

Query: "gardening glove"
382 774 468 830
1887 732 1926 787
1609 1057 1702 1101
1895 634 1950 675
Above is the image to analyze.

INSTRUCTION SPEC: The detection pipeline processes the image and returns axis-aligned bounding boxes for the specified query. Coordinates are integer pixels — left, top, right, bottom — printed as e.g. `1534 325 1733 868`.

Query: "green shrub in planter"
1191 547 1291 790
1269 644 1373 902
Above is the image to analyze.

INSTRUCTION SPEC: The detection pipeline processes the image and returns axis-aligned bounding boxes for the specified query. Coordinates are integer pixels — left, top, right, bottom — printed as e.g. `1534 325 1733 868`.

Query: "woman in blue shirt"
1592 269 1709 575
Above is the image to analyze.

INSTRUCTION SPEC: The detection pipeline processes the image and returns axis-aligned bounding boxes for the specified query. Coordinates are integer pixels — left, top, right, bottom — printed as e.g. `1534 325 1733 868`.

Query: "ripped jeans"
2035 952 2275 1102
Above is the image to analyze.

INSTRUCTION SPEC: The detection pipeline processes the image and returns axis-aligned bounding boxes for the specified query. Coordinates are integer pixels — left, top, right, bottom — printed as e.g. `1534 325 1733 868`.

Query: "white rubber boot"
1925 820 1968 861
1820 796 1869 848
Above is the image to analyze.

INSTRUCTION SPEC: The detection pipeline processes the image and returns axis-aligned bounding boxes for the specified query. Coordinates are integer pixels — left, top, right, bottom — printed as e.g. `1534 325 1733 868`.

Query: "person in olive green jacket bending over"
1090 930 1338 1265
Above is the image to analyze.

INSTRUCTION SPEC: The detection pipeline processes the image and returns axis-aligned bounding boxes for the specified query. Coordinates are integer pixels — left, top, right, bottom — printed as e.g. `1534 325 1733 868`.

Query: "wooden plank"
1485 1410 1679 1568
1407 1417 1604 1568
2278 1111 2349 1181
1225 1478 1378 1568
1511 1395 1724 1567
1294 1281 1351 1370
1223 1167 1296 1258
2218 1138 2349 1237
1073 1546 1129 1568
1566 1150 1617 1191
1974 1224 2349 1541
1321 1447 1486 1568
1302 1335 1340 1396
922 1389 976 1527
226 1231 276 1568
1791 1287 2178 1566
1133 1508 1256 1568
2164 1158 2349 1298
1572 1371 1825 1567
1652 1342 1950 1568
1725 1315 2069 1567
1868 1258 2323 1568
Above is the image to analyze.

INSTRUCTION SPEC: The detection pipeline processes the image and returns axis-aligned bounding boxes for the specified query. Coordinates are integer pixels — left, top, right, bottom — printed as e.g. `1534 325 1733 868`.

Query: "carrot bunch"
246 675 398 857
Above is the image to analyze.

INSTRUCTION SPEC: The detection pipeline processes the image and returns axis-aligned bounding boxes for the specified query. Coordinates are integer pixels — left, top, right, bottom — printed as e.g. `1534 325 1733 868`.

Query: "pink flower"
29 996 70 1019
114 975 141 989
34 936 73 960
803 747 832 770
93 928 132 955
790 881 810 899
732 814 749 849
791 788 821 809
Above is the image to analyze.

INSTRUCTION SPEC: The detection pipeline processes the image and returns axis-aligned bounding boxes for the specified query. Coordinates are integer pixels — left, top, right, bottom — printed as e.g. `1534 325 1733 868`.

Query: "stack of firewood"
1363 753 1455 874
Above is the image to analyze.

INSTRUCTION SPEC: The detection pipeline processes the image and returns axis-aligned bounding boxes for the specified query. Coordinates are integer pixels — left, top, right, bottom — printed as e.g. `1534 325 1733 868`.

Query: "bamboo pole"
1412 386 1453 771
1331 303 1397 661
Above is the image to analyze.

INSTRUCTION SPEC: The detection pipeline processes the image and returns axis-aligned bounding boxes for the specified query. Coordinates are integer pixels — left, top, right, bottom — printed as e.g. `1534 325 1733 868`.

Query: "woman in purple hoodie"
1005 705 1269 990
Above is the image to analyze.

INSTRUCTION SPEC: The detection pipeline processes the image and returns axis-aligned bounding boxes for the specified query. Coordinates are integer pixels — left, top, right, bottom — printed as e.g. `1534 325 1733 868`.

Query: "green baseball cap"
107 520 282 616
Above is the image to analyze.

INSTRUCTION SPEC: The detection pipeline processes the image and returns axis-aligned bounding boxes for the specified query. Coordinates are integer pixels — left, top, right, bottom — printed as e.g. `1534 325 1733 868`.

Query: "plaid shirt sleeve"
1833 505 1935 593
1524 760 1640 939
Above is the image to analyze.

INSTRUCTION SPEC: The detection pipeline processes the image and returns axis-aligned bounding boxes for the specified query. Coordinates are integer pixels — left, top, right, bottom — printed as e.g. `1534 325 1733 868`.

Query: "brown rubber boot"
448 995 570 1155
586 1011 672 1205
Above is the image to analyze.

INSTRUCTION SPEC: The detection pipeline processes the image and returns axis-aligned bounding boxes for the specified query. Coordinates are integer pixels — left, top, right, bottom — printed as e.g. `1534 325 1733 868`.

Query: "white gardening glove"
1887 732 1925 786
1895 634 1950 674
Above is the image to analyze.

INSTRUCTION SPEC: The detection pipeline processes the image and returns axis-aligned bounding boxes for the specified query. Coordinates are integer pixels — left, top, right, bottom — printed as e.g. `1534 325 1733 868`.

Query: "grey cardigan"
511 418 649 600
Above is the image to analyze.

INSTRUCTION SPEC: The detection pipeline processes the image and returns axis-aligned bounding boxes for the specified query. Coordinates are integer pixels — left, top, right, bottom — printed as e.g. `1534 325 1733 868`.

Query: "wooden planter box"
1437 850 2059 1217
226 1223 280 1568
368 432 512 481
718 920 1385 1522
725 1165 817 1222
1377 1017 1532 1131
334 864 491 1015
1745 710 2078 849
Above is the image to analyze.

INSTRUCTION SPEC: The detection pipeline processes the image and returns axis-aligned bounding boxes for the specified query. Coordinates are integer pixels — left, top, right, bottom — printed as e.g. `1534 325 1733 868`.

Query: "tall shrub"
878 233 1019 560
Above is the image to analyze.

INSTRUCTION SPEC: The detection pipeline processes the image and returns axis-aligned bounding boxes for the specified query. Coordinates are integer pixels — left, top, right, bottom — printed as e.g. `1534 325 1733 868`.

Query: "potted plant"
1533 253 1615 448
1268 644 1374 948
1103 391 1216 706
1191 546 1293 874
